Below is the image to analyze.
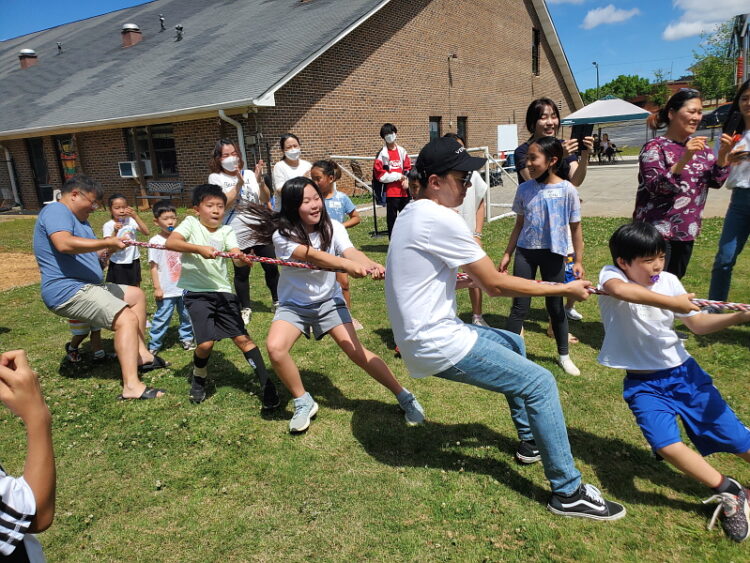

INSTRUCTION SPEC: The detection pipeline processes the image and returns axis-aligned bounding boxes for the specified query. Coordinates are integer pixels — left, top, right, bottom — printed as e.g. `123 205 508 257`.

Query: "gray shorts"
53 283 129 330
273 297 352 340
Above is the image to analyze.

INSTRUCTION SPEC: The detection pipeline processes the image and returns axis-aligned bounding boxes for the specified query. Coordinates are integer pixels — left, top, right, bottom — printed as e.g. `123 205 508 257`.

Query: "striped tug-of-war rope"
124 240 750 312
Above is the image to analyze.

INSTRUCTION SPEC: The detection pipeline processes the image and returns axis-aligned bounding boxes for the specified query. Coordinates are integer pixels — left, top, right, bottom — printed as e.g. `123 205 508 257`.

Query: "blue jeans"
434 325 581 495
709 189 750 301
148 296 193 351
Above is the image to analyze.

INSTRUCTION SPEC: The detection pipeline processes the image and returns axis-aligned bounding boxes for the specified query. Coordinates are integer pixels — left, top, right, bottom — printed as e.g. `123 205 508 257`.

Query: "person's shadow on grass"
350 400 704 514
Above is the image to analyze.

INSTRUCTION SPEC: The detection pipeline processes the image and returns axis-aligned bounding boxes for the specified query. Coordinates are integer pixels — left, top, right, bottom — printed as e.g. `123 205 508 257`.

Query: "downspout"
0 145 22 208
218 110 247 167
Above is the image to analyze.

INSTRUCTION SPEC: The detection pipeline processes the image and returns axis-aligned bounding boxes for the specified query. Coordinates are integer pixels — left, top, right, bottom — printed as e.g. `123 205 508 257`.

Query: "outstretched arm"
342 247 385 279
290 245 368 278
681 310 750 335
50 231 124 255
601 278 698 314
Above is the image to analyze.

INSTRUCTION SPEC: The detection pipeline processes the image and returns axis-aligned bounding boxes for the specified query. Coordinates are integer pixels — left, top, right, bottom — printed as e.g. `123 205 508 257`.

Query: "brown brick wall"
6 0 576 208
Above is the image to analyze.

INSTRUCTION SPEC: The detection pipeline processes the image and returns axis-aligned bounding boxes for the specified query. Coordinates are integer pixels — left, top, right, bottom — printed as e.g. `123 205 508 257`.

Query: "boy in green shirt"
166 184 279 407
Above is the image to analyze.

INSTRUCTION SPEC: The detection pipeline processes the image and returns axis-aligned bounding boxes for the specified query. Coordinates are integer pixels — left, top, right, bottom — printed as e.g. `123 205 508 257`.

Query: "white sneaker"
472 315 490 327
241 307 252 325
565 307 583 321
558 355 581 376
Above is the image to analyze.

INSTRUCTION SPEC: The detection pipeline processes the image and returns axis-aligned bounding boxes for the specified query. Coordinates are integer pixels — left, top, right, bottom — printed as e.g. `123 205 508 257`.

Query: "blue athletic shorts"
623 357 750 456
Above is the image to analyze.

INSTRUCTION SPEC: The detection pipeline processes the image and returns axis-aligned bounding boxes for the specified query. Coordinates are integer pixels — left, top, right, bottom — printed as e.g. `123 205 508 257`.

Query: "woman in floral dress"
635 89 734 278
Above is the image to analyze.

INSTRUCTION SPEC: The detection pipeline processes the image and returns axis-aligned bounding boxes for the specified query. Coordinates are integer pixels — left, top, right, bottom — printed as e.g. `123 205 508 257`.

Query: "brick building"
0 0 582 209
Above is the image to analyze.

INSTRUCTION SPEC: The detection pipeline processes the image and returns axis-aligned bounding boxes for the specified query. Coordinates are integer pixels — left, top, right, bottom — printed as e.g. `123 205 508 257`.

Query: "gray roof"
0 0 391 137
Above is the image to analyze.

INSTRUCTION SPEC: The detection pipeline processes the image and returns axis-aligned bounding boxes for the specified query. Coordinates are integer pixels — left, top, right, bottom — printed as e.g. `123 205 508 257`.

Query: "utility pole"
592 61 600 100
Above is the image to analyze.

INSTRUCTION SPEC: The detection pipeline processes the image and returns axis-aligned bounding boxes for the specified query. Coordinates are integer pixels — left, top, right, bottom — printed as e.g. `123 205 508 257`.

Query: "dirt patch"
1 253 39 291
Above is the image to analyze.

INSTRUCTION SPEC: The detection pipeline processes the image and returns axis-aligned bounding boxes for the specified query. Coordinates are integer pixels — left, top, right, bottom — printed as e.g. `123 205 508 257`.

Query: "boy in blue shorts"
599 222 750 542
166 184 279 408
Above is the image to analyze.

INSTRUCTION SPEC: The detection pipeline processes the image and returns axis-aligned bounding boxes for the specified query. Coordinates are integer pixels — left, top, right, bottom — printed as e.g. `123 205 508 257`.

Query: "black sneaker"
704 486 750 542
515 440 541 464
65 342 82 363
262 380 280 410
189 375 207 404
547 483 626 521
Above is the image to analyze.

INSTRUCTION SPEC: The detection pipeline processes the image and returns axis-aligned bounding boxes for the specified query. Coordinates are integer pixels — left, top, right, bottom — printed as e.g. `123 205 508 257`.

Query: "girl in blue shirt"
499 137 584 376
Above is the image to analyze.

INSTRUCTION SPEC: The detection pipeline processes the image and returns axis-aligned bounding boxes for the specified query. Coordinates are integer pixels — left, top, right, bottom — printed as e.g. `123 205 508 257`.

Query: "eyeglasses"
458 172 472 188
75 190 99 210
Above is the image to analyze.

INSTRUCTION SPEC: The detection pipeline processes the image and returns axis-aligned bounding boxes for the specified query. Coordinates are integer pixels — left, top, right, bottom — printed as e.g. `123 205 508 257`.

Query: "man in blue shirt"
33 175 166 400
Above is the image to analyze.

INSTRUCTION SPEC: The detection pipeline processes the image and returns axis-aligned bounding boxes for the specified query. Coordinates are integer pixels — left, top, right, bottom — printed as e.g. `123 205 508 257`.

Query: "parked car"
699 103 732 129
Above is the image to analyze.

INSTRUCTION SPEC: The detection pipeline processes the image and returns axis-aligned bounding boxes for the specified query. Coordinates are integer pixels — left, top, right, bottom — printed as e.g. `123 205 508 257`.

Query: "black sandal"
117 387 166 400
138 355 170 373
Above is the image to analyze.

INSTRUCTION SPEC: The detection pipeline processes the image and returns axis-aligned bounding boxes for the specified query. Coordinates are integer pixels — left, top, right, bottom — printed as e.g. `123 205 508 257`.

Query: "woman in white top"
709 79 750 302
208 139 277 321
271 133 312 211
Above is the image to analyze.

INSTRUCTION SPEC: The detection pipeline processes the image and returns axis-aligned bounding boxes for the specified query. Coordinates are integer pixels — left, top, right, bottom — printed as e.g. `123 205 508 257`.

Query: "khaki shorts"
53 283 129 330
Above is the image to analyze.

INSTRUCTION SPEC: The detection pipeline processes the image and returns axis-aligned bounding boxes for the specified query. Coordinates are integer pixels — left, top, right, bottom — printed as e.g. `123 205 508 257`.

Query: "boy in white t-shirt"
147 200 195 354
598 222 750 542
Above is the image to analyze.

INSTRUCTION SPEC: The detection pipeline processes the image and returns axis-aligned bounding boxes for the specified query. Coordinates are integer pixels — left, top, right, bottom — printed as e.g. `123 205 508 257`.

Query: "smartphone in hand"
570 124 594 155
723 111 743 136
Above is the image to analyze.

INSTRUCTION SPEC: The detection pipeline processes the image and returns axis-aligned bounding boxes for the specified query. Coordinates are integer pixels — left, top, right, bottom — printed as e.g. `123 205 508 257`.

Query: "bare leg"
194 341 214 360
327 323 403 395
336 272 352 310
736 450 750 464
469 287 483 316
121 286 153 363
266 320 304 397
89 330 103 354
112 308 160 399
69 333 87 349
233 334 259 354
657 442 723 488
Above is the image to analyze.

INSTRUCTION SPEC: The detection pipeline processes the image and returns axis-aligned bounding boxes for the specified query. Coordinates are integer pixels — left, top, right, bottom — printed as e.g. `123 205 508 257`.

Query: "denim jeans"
148 296 194 351
709 189 750 301
434 325 581 495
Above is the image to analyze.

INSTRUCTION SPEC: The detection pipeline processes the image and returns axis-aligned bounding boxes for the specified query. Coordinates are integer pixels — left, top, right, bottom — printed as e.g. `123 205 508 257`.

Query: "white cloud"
581 4 640 29
663 0 748 40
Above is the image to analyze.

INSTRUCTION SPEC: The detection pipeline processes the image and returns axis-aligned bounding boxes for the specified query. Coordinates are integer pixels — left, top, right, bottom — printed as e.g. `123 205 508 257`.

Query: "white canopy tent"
560 95 650 126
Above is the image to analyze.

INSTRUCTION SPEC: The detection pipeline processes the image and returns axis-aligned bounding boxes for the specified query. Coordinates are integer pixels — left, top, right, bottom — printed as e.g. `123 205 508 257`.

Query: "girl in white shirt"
271 133 312 211
244 177 424 433
208 139 277 321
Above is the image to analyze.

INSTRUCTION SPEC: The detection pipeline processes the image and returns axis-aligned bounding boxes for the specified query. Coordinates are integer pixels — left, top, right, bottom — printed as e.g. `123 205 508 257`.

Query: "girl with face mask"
208 139 276 323
272 133 312 211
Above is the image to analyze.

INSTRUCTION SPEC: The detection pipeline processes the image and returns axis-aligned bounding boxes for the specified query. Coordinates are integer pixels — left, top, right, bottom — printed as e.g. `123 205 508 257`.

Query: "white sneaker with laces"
565 307 583 321
472 315 490 327
558 355 581 376
241 307 252 325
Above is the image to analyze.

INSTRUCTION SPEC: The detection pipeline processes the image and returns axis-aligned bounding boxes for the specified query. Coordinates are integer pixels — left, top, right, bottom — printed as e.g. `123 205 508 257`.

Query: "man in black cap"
384 137 625 520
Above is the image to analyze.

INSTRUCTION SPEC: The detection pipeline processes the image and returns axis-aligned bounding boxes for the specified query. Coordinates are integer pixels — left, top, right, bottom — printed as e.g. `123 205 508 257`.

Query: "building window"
457 117 468 145
429 117 442 141
532 28 541 76
124 124 178 177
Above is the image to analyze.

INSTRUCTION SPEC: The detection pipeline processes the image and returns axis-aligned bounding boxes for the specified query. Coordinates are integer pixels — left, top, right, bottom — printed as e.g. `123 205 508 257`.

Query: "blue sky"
1 0 746 93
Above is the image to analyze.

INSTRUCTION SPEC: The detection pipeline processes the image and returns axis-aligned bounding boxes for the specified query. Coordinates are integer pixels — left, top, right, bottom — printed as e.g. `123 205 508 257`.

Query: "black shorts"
183 291 248 344
105 259 142 286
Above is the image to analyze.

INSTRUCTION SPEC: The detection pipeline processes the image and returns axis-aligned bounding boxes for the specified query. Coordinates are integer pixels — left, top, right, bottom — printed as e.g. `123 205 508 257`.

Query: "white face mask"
221 156 239 172
384 133 397 144
284 148 301 161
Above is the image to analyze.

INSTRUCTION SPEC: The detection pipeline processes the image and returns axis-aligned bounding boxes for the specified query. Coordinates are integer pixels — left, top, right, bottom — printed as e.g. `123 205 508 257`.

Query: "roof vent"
121 23 142 48
174 24 183 41
18 48 38 69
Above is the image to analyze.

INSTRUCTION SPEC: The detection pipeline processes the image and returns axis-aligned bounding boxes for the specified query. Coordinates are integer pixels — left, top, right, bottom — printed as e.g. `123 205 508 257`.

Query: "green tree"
650 69 670 107
692 21 735 104
580 74 651 104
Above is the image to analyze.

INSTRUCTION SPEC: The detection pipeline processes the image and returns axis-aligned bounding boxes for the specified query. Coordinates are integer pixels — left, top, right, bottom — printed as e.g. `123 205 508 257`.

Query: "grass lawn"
1 211 750 561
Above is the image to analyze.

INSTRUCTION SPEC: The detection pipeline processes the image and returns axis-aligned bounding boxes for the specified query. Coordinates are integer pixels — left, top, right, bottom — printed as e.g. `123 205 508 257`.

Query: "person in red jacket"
373 123 411 237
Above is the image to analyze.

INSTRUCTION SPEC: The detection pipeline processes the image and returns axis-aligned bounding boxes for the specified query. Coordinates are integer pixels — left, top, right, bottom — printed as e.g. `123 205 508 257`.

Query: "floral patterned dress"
634 136 729 241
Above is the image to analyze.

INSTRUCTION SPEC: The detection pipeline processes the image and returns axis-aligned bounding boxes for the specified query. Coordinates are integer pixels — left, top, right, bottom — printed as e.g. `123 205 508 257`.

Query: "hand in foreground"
0 350 49 423
196 245 218 260
670 293 700 314
563 279 592 301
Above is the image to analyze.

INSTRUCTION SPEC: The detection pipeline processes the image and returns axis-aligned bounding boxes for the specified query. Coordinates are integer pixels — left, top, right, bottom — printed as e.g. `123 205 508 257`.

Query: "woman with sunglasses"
635 89 734 279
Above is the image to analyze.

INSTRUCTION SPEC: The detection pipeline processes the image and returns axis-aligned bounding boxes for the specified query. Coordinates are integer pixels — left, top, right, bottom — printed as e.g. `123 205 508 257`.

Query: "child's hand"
123 206 137 218
366 263 386 280
573 261 585 279
113 221 123 233
498 253 512 274
196 246 218 260
0 350 49 423
563 279 592 301
154 287 164 301
456 277 477 290
670 293 699 314
343 260 368 278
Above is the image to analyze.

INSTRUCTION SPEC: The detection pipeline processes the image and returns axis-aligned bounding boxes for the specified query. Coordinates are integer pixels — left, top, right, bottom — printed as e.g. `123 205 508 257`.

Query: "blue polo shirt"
323 190 355 224
33 202 103 309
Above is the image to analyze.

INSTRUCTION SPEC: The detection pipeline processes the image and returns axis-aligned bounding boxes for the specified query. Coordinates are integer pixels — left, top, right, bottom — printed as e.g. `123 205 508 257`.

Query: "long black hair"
647 89 702 130
725 79 750 132
241 177 333 251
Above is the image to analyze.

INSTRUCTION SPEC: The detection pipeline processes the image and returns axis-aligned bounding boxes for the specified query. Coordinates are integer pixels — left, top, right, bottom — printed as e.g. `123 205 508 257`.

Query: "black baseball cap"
415 137 487 178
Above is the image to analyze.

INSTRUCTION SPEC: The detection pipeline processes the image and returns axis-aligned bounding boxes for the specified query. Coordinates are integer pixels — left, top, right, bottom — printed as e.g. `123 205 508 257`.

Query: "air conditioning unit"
118 160 153 178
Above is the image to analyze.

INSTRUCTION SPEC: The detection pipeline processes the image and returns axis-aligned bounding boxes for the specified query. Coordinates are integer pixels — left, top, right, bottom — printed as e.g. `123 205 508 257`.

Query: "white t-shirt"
273 220 353 306
597 265 698 371
385 199 486 378
208 170 264 248
272 159 312 211
148 233 183 299
454 170 488 233
102 217 140 264
726 129 750 190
